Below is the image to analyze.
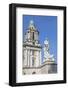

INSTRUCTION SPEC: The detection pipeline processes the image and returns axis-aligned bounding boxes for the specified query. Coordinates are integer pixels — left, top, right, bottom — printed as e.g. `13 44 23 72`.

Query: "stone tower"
41 39 57 74
43 39 55 62
23 20 42 75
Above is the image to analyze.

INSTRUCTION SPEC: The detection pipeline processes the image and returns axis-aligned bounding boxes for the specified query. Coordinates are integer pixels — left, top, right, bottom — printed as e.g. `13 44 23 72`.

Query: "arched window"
32 51 34 55
32 72 36 74
23 72 26 75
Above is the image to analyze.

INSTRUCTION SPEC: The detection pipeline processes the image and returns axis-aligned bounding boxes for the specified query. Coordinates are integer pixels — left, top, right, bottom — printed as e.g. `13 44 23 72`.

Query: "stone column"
39 50 42 65
35 50 41 67
30 50 32 67
24 49 28 66
27 49 30 67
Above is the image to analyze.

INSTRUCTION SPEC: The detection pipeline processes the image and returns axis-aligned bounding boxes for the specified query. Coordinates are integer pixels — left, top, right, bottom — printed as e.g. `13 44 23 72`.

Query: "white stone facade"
23 20 57 75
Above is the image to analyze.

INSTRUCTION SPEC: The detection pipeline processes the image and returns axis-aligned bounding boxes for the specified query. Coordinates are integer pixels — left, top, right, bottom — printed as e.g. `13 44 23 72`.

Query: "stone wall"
22 63 57 75
41 63 57 74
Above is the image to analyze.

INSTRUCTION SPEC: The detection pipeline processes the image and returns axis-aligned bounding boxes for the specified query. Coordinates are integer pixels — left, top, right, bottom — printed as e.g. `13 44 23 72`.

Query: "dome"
44 39 49 45
30 20 34 25
29 20 36 30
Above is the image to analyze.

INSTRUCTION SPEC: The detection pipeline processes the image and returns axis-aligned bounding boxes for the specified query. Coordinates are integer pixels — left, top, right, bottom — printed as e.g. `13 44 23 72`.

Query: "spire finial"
30 20 34 25
44 38 49 45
